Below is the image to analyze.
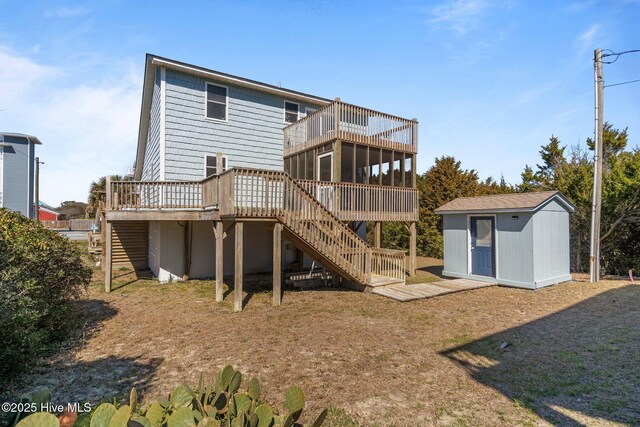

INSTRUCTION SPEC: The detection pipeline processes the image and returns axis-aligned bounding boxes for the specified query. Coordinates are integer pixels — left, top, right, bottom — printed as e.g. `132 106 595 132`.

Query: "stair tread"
367 275 406 287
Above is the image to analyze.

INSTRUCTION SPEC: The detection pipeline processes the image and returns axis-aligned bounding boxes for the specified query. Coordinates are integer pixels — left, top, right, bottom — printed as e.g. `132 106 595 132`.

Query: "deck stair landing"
371 278 494 302
365 274 406 290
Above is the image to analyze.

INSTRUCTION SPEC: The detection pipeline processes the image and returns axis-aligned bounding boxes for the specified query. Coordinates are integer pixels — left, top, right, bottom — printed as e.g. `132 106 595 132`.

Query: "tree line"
378 122 640 276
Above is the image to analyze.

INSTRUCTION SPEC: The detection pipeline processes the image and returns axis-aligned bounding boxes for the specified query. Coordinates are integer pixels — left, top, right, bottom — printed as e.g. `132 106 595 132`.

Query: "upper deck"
105 170 418 223
283 101 418 158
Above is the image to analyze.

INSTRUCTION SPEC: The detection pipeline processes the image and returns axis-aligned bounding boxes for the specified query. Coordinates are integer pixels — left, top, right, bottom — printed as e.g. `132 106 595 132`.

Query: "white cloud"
0 45 141 206
429 0 490 34
577 24 601 52
45 6 89 18
0 46 59 100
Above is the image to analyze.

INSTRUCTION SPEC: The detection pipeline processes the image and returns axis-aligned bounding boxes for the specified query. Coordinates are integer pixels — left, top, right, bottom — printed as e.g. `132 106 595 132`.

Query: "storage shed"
435 191 576 289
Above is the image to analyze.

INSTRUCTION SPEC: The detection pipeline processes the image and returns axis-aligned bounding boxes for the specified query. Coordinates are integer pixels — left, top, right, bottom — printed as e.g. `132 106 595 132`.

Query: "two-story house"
104 54 419 310
0 132 41 219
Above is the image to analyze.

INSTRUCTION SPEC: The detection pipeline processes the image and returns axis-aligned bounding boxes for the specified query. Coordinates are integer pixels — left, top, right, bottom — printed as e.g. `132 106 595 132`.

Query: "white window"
284 101 299 123
206 83 228 121
205 154 228 178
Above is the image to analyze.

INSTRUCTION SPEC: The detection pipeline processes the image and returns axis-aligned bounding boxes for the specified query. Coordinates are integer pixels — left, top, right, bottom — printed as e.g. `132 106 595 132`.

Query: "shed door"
470 217 495 277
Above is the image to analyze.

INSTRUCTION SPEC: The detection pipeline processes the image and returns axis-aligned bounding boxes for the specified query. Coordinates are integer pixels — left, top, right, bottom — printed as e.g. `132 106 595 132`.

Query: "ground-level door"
470 216 495 277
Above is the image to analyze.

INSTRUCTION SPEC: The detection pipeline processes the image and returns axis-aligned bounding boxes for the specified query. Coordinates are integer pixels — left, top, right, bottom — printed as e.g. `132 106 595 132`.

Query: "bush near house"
0 209 92 378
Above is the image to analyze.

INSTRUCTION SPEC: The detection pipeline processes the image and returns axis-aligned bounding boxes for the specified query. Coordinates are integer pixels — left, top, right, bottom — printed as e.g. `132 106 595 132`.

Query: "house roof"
134 54 332 180
38 201 60 214
0 132 42 145
434 191 576 214
38 200 60 214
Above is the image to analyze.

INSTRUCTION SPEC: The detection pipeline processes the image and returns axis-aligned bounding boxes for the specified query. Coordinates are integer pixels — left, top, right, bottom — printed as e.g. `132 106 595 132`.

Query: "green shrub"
0 209 92 378
12 365 327 427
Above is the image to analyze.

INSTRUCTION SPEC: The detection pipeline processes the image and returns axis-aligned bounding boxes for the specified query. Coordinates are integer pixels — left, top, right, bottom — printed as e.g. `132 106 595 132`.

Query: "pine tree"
536 135 566 185
517 165 540 192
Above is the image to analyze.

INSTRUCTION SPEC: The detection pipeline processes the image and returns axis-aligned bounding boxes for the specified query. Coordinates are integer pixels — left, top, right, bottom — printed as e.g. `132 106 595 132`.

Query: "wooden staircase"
218 168 406 288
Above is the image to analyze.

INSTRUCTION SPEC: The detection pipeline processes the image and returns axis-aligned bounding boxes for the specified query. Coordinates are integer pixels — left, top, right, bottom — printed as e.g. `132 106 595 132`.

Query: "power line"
604 78 640 88
601 49 640 64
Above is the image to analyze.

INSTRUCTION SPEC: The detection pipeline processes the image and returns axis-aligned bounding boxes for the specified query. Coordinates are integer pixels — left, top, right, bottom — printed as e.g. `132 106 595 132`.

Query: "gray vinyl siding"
442 214 468 275
496 212 534 286
141 67 162 181
1 135 34 218
533 200 571 285
163 69 324 181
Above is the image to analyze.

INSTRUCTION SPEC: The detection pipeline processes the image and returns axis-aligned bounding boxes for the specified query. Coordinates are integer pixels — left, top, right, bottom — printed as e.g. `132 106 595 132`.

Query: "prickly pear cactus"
8 366 326 427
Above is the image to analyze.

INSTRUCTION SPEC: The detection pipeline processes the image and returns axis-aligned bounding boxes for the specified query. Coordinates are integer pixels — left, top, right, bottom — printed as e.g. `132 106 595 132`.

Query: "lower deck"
103 168 419 310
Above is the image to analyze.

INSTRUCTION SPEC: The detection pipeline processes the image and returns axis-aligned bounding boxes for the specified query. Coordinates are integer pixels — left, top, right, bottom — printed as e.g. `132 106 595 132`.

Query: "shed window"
205 154 227 177
284 101 299 124
475 219 492 246
206 83 228 120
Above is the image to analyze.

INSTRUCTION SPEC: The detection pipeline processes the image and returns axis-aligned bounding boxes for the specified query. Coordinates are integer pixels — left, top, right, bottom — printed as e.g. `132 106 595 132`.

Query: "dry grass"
13 257 640 426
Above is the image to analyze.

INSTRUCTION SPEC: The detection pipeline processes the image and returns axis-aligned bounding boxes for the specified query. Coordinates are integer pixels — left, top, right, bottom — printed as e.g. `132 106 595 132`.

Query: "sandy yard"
10 257 640 426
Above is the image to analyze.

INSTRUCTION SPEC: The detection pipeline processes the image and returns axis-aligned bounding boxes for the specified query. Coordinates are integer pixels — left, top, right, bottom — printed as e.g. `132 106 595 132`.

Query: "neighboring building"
38 201 61 221
104 54 420 310
0 132 41 218
435 191 576 289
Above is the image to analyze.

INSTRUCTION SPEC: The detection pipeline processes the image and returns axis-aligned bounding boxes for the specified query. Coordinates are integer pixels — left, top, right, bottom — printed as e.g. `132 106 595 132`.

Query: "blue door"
471 217 495 277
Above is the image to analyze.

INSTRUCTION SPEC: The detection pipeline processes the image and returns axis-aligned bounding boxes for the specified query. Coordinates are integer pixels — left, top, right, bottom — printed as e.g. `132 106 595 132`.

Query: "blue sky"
1 0 639 205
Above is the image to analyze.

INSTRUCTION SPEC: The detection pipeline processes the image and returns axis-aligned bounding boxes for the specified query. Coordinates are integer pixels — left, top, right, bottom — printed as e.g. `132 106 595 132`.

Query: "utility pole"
589 48 604 282
34 156 40 220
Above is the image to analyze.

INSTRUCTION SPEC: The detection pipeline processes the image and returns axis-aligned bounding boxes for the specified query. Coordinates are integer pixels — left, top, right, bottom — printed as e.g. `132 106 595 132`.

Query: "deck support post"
215 221 224 302
273 223 282 306
104 220 113 293
409 222 417 276
183 221 191 280
234 221 244 312
374 222 381 248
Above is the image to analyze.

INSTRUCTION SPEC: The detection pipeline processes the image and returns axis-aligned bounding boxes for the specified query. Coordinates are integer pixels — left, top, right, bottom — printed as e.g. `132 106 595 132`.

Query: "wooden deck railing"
296 180 419 222
371 248 406 281
108 176 219 210
284 101 418 156
218 168 372 284
108 175 417 221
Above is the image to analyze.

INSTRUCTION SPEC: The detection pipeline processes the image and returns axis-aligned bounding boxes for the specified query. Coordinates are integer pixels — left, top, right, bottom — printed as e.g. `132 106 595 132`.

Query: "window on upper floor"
284 101 299 124
206 83 228 121
205 154 228 178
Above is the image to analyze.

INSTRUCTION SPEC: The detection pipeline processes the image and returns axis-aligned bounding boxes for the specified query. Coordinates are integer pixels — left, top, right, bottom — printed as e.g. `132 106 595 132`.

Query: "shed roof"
434 191 576 214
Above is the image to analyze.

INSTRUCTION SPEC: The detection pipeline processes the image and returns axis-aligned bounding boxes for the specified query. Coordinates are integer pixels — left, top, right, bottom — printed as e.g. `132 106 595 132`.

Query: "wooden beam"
183 221 191 280
374 222 381 248
104 221 113 292
105 210 219 221
216 152 224 174
273 223 282 306
332 139 341 219
215 221 224 302
409 222 417 276
234 222 243 312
